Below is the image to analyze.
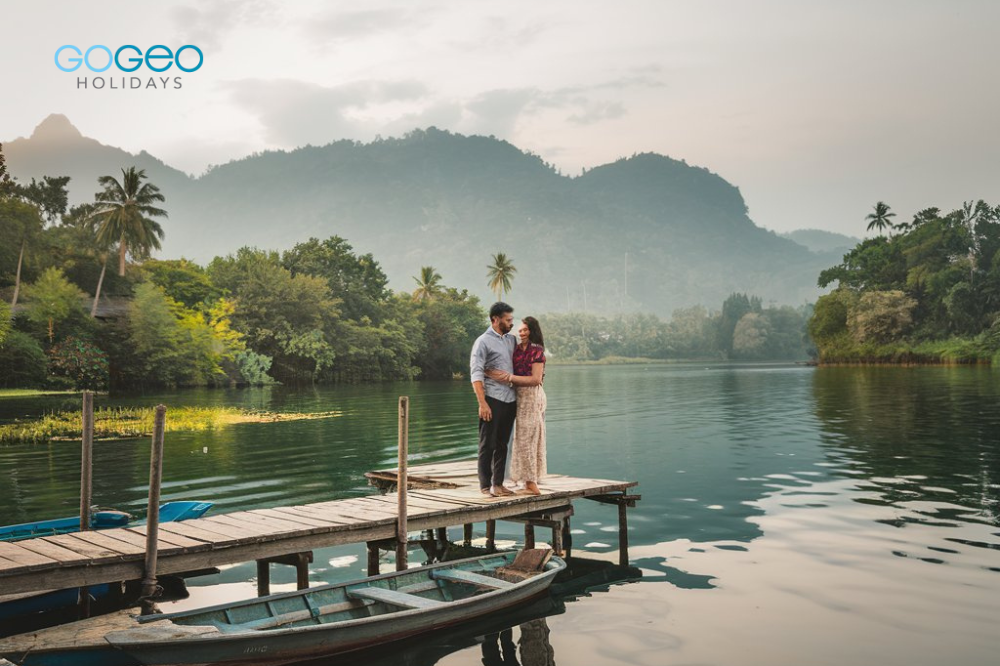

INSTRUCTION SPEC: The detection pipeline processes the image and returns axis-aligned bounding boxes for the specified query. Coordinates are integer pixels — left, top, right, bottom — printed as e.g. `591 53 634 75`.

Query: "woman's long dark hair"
523 316 544 348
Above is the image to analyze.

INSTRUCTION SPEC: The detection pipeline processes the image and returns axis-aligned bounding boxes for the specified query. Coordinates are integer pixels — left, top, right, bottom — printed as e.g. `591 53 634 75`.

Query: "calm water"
2 364 1000 665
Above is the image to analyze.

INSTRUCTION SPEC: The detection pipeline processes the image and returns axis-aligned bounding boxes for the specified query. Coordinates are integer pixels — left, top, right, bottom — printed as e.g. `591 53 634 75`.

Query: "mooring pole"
140 405 166 614
78 390 94 618
396 396 409 571
618 500 630 567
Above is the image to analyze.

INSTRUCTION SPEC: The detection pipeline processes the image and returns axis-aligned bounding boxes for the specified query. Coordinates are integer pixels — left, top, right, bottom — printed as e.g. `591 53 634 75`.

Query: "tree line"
809 200 1000 363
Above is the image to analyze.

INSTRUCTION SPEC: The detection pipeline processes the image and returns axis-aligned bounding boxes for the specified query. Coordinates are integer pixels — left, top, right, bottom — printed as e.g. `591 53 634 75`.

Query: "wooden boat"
0 550 565 666
0 502 214 542
0 502 214 622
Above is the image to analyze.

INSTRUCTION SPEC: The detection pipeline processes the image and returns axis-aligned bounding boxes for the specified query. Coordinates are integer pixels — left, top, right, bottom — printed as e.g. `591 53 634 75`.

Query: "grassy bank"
0 406 340 444
0 389 85 399
815 334 999 365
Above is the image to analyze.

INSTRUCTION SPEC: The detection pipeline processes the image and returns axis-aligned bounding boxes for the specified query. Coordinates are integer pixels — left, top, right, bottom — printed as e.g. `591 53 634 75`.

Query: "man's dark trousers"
479 395 516 490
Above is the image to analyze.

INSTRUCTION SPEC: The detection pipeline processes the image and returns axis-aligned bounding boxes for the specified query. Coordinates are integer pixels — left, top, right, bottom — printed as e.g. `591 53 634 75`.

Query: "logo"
55 45 203 90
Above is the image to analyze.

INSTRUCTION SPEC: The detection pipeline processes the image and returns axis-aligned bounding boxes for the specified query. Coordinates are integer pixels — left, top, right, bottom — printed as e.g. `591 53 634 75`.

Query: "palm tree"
486 252 517 301
412 266 443 301
865 201 896 236
90 167 167 276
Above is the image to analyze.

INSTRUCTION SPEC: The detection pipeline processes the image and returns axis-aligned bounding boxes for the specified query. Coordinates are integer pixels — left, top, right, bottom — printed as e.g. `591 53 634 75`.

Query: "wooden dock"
0 461 638 599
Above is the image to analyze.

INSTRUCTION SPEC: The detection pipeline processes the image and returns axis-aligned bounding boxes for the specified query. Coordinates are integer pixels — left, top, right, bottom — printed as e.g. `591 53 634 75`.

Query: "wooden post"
524 524 535 549
618 500 629 566
78 391 94 619
463 523 473 547
435 526 447 545
396 396 409 572
552 523 564 556
485 519 496 553
367 542 380 576
563 515 573 559
140 405 166 614
256 560 270 597
295 553 310 590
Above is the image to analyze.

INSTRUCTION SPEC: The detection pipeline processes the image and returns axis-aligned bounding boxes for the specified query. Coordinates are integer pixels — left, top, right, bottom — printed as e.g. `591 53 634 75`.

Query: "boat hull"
122 569 556 666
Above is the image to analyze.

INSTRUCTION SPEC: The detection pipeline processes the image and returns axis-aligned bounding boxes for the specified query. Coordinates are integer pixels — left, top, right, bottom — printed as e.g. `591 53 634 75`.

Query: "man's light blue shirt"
470 325 517 403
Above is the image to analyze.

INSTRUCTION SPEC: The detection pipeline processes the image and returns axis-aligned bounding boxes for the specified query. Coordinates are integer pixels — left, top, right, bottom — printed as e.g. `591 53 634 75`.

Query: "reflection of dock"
0 461 638 599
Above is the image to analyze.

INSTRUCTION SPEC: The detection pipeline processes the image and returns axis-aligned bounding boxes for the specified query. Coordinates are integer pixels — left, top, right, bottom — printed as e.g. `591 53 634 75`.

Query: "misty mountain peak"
31 114 83 142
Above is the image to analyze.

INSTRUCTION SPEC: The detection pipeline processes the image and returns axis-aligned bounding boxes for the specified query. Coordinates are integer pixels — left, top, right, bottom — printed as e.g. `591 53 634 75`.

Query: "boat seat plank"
346 587 446 609
430 569 514 589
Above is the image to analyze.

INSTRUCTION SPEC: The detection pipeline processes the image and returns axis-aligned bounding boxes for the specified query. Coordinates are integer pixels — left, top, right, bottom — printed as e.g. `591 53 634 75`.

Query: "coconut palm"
486 252 517 301
865 201 896 236
412 266 443 301
90 167 167 276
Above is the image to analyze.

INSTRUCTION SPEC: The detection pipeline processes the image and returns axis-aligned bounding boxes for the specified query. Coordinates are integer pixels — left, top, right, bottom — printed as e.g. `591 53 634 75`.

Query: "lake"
2 364 999 665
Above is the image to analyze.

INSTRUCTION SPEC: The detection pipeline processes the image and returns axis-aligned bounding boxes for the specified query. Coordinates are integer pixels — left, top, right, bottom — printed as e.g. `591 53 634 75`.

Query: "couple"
470 302 547 498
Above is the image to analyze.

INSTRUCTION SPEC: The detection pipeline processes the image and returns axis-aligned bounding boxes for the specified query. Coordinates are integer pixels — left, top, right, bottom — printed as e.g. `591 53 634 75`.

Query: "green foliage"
18 176 70 224
235 350 276 385
717 293 761 356
486 252 516 301
0 198 45 291
47 336 109 390
208 248 341 381
0 301 10 346
412 266 443 302
0 331 48 388
142 258 221 308
122 282 234 387
22 267 84 342
282 237 390 321
91 167 167 276
811 200 1000 363
411 288 486 379
847 290 917 344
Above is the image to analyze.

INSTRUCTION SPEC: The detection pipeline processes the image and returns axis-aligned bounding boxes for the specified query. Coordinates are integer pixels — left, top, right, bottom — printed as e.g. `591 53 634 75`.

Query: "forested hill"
5 116 835 315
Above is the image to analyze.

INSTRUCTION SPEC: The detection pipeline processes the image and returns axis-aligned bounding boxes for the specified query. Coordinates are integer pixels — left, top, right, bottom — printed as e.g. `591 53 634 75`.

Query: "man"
470 301 517 497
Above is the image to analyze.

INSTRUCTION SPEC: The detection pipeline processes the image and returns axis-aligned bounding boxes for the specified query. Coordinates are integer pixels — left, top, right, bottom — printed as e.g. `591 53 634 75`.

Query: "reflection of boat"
0 550 565 666
0 501 214 542
0 502 214 623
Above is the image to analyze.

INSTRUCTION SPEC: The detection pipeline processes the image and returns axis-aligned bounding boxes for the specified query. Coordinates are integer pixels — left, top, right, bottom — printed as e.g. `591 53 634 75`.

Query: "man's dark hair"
489 301 513 321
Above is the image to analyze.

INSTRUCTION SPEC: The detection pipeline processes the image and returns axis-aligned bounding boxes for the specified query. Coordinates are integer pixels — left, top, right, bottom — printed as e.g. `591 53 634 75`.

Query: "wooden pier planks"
0 461 636 596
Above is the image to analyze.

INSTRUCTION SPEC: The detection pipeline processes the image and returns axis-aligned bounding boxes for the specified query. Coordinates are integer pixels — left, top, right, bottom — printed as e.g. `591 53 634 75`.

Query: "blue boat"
0 550 565 666
0 502 214 542
0 501 214 622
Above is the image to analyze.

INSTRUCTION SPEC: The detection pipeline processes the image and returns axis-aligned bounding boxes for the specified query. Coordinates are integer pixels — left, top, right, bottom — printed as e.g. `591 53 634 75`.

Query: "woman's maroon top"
513 343 545 377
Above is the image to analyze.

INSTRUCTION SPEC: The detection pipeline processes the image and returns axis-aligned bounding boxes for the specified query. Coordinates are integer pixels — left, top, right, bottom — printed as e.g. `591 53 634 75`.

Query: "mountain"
782 229 859 255
4 116 836 315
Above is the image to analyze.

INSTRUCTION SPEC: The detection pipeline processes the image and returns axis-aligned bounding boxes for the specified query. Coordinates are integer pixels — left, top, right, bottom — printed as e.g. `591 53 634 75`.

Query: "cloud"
221 78 431 146
170 1 278 51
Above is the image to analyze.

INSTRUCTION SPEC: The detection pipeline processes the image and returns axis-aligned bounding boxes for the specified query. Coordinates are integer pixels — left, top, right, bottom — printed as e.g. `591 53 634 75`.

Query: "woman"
487 316 546 495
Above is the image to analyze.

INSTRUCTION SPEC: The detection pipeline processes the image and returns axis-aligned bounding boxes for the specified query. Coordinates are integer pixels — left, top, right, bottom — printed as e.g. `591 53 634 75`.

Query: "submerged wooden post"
524 524 535 550
140 405 166 614
256 560 271 597
367 542 380 576
485 520 496 553
618 500 629 566
396 396 409 571
78 391 94 618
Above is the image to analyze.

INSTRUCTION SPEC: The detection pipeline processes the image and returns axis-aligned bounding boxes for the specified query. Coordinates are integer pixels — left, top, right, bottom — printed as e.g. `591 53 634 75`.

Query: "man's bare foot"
492 485 515 496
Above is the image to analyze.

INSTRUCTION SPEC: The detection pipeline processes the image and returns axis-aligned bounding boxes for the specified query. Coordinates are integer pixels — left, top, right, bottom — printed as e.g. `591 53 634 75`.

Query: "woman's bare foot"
525 482 541 495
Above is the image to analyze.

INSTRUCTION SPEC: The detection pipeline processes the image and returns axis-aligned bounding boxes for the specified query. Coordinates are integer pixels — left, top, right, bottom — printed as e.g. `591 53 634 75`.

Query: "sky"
1 0 999 237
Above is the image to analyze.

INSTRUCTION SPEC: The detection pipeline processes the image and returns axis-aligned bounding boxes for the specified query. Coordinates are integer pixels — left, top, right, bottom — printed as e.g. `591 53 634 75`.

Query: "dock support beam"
524 524 535 549
618 501 629 566
396 396 409 571
78 391 94 619
257 552 313 596
463 523 473 547
367 542 380 576
140 405 166 615
486 520 496 553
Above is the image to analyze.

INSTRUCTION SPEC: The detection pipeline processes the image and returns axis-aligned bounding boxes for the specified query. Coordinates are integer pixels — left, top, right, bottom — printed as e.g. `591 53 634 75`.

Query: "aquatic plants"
0 405 340 444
